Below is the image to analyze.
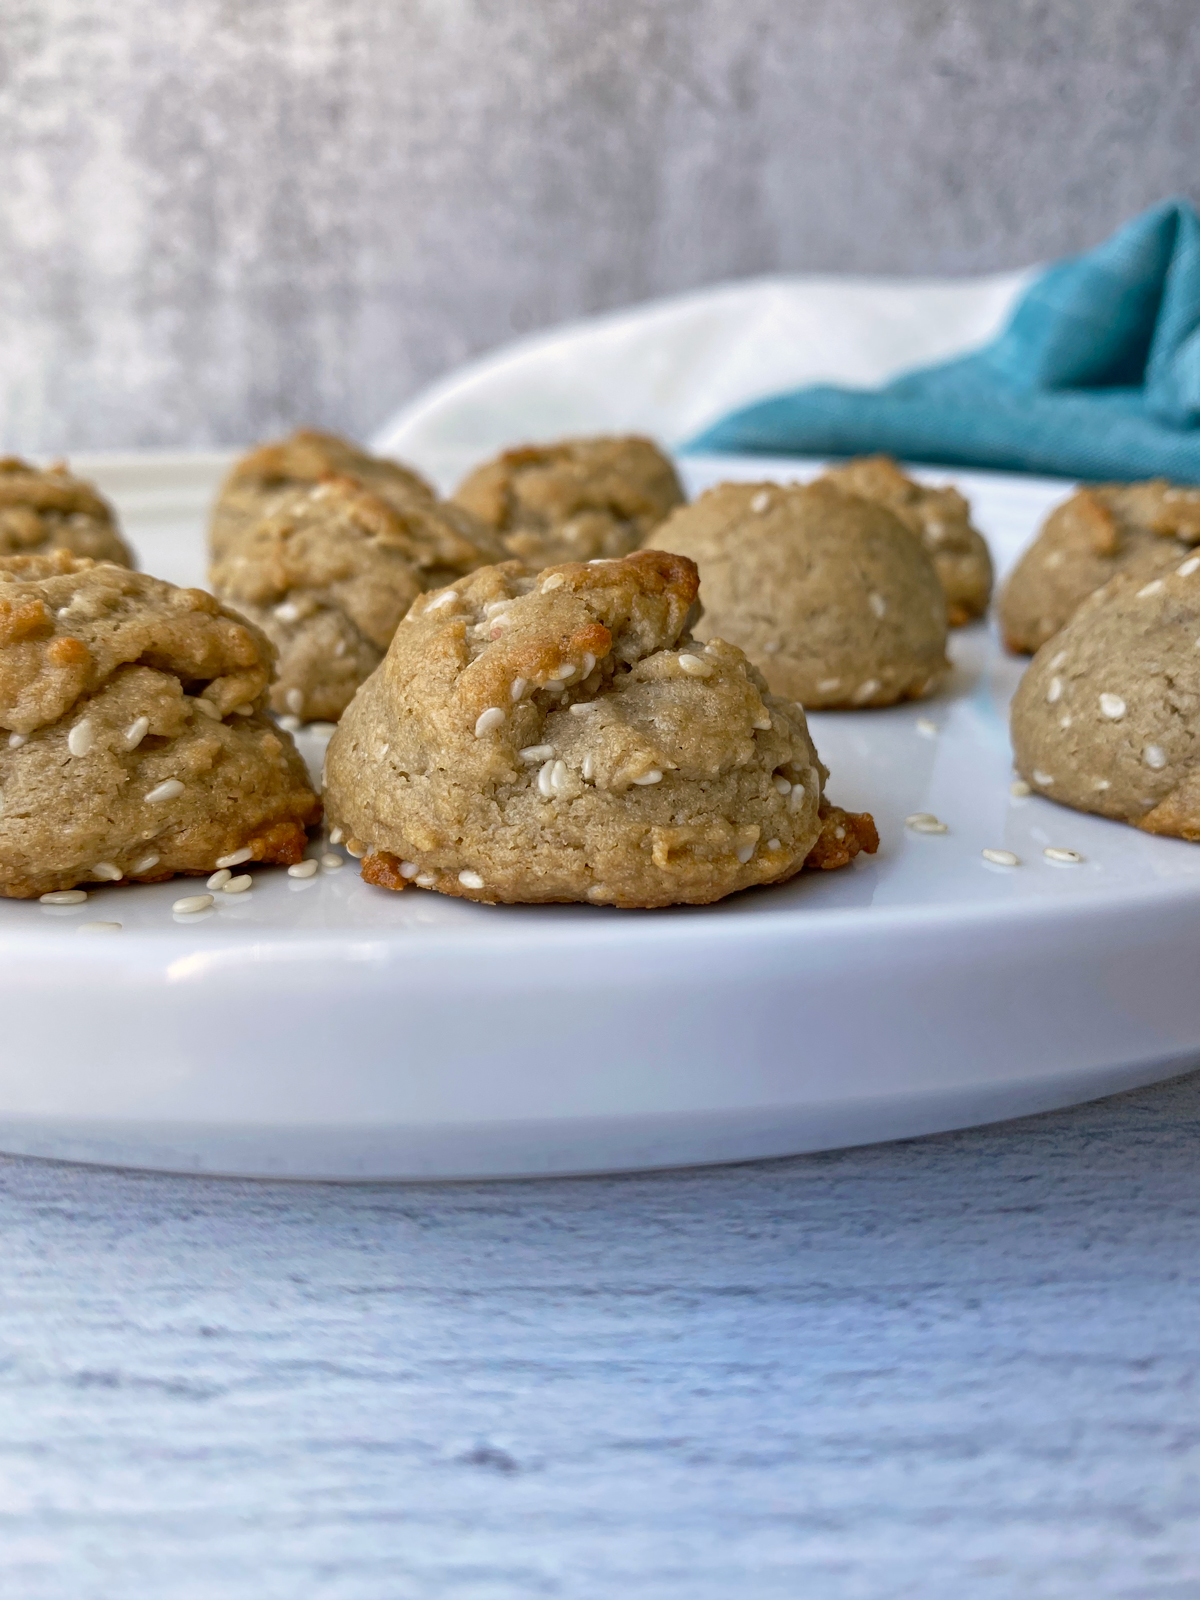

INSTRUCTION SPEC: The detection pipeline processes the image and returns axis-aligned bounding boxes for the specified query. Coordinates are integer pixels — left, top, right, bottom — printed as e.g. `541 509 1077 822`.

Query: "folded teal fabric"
688 200 1200 482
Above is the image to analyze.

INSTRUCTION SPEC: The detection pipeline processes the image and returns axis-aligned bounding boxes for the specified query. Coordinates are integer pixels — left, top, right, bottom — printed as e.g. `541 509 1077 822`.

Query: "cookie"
0 457 132 568
210 475 506 724
322 550 876 907
999 479 1200 654
210 428 452 559
1010 551 1200 839
644 480 948 708
452 435 685 565
0 552 321 898
819 454 992 626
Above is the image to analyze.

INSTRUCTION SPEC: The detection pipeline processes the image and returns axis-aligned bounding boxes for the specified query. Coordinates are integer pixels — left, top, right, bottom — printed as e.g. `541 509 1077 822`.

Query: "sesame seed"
77 921 122 933
1143 744 1168 769
1137 580 1165 598
172 893 214 914
144 778 184 804
766 838 782 851
1093 778 1111 790
753 713 772 730
852 679 881 704
1046 676 1062 704
415 873 435 887
817 678 841 693
223 875 252 893
678 653 714 678
982 848 1020 867
581 752 595 781
1044 846 1083 865
474 706 505 737
537 759 556 798
736 843 754 863
39 889 87 905
1059 715 1073 730
550 759 570 796
868 592 887 619
288 859 319 878
67 719 94 757
458 869 485 889
773 774 791 795
510 677 527 701
1010 779 1032 798
309 722 337 738
569 702 597 716
750 490 771 513
233 703 255 717
521 744 555 763
216 846 253 868
207 868 232 890
426 590 457 611
398 860 419 878
1049 650 1068 670
581 653 596 676
273 601 301 623
906 813 948 834
541 574 565 592
320 853 344 870
916 718 938 738
552 662 575 680
277 714 301 732
285 689 304 716
1032 770 1054 786
788 784 807 812
90 862 122 881
131 852 160 874
328 827 344 845
1099 693 1126 720
632 769 663 785
345 838 367 858
8 732 25 748
1178 556 1200 577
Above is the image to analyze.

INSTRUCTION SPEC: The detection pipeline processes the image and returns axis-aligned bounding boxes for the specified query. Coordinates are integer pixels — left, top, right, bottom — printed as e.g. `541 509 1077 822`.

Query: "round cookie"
209 476 505 723
323 550 876 907
1010 552 1200 839
0 552 320 898
0 457 132 568
644 480 949 708
1000 479 1200 654
452 435 685 565
819 454 992 626
210 428 472 559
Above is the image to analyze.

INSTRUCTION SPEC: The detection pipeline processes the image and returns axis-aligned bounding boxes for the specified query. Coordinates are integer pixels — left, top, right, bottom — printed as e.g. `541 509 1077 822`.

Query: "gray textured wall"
1 0 1198 453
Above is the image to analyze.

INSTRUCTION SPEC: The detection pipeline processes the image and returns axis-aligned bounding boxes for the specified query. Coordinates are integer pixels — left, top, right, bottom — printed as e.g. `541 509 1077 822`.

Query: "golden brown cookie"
210 428 465 559
0 457 132 568
210 474 506 723
0 552 320 898
452 435 685 565
999 479 1200 654
819 454 992 626
323 550 874 907
645 480 948 708
1010 551 1200 839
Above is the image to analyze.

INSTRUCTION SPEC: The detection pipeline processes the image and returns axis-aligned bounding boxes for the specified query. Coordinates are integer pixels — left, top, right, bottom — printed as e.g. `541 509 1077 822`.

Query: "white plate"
2 453 1198 1180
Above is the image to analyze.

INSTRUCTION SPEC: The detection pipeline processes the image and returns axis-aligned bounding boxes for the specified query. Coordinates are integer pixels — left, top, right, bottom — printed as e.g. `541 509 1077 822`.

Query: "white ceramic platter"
2 453 1199 1180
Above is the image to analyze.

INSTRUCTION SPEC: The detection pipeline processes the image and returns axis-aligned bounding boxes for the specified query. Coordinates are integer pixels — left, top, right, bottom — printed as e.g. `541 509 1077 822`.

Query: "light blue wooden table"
3 1070 1198 1598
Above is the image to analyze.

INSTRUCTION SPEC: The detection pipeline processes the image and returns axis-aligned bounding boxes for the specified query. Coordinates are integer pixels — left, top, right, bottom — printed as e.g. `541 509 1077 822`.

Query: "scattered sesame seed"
144 778 184 804
233 702 255 717
521 744 555 763
773 774 791 795
90 862 122 881
1143 744 1168 769
510 677 527 701
581 652 596 676
1093 778 1111 790
8 732 25 748
328 827 344 845
817 678 841 693
216 846 253 868
1049 650 1068 670
285 689 304 716
273 600 301 623
223 875 252 893
308 722 337 738
852 679 881 704
474 706 505 737
277 714 301 732
552 661 575 680
550 759 571 796
207 868 232 890
319 853 344 870
67 719 94 757
569 702 597 716
1010 779 1032 798
398 860 419 878
415 873 436 887
753 713 773 730
40 889 87 905
632 769 663 785
541 574 565 592
788 784 807 812
868 592 887 619
77 921 121 933
678 653 714 678
982 848 1020 867
1178 556 1200 577
766 837 782 851
1099 693 1126 720
288 859 319 878
750 490 771 513
1044 846 1083 865
1032 770 1054 786
172 893 214 914
906 813 948 834
1137 579 1165 598
1059 715 1072 730
581 752 595 781
345 838 367 857
131 852 160 874
736 843 754 863
122 716 150 749
458 869 485 889
537 759 556 798
915 718 938 738
1046 676 1062 704
425 590 457 611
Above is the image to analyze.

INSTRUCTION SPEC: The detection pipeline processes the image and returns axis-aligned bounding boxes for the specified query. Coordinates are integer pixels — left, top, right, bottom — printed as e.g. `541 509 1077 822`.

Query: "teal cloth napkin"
688 199 1200 482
